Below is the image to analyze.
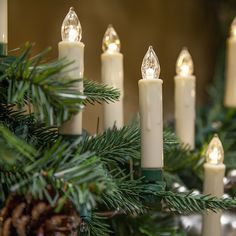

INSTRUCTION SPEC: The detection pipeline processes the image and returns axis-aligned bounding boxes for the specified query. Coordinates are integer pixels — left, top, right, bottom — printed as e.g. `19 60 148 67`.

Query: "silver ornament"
223 193 231 199
172 182 181 189
180 211 236 236
227 169 236 179
178 186 188 193
191 189 200 196
172 182 188 193
224 169 236 189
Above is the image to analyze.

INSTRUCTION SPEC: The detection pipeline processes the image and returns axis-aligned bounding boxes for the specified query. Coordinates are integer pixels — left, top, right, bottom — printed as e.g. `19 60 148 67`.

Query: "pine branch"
101 177 147 215
89 214 112 236
9 138 108 213
80 124 140 165
164 145 199 172
84 79 120 105
0 43 85 126
163 171 185 190
163 129 180 151
110 213 186 236
0 169 29 202
161 128 200 172
156 190 236 214
0 125 35 201
0 104 57 148
0 124 36 163
0 126 107 211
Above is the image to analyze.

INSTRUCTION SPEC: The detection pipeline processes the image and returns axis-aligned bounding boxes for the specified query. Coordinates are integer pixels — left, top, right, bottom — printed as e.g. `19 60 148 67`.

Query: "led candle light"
139 46 163 173
202 135 225 236
58 7 84 135
101 25 124 129
225 17 236 107
0 0 8 55
174 48 195 149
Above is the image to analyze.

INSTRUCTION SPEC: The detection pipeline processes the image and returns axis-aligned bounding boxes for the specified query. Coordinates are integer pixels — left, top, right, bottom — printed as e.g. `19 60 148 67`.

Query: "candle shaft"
0 0 7 55
174 75 195 149
101 52 124 129
139 79 163 168
202 163 225 236
58 41 84 135
224 37 236 107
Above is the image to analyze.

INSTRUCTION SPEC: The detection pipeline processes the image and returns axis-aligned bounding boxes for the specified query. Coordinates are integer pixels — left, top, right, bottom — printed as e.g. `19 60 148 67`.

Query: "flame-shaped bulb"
102 25 120 53
141 46 160 80
206 134 224 165
230 17 236 37
61 7 82 42
176 47 194 77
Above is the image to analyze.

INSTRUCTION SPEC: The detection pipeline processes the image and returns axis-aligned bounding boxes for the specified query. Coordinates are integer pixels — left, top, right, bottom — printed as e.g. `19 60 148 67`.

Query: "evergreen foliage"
0 44 236 235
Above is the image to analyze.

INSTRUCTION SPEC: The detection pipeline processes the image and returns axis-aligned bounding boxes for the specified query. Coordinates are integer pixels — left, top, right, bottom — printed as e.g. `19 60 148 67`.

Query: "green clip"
80 204 92 223
141 168 163 182
0 43 7 56
141 168 166 208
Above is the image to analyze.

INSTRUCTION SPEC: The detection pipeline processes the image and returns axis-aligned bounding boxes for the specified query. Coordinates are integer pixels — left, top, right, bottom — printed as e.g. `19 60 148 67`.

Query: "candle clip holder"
80 203 92 222
141 168 166 209
0 42 7 56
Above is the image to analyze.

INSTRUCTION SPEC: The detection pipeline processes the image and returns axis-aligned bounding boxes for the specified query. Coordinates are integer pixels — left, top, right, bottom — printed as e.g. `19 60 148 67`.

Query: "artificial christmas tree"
0 43 236 236
2 1 236 235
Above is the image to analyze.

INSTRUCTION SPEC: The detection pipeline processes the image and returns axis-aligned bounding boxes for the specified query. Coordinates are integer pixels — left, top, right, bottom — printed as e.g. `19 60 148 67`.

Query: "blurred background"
8 0 236 133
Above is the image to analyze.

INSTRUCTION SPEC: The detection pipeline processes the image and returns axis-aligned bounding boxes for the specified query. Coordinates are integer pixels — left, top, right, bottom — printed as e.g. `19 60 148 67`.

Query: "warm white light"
206 134 224 165
176 47 194 77
61 7 82 42
230 17 236 37
141 46 160 80
102 25 120 53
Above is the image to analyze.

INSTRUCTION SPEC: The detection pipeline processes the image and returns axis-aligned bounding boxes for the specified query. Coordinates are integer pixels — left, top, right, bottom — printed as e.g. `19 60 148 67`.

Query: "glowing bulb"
141 46 160 80
176 47 194 77
230 17 236 37
102 25 120 53
61 7 82 42
206 134 224 165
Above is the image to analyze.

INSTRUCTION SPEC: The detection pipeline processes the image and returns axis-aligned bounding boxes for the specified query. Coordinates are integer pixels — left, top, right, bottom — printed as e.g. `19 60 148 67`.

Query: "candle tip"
176 47 194 77
206 134 224 165
102 24 120 53
141 46 160 80
61 7 82 42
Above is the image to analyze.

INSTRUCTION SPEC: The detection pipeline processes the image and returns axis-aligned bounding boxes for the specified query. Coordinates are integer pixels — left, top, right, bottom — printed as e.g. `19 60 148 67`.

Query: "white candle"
174 48 195 149
202 135 225 236
101 25 124 129
225 17 236 107
58 7 84 135
0 0 7 55
139 46 163 169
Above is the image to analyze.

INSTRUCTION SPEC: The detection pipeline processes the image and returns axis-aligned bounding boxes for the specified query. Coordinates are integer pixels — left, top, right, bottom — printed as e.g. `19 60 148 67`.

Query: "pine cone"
0 194 81 236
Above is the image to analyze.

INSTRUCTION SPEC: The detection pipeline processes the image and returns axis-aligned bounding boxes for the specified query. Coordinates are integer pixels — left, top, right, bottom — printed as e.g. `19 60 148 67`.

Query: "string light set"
1 3 236 235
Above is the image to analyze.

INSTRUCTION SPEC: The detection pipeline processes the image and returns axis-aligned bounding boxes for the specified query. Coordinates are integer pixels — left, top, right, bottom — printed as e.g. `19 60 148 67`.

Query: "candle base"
141 168 164 183
141 168 166 209
0 42 7 56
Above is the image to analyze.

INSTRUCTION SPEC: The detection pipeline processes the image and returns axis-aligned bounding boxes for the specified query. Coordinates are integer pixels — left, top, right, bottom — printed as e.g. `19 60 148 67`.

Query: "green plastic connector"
141 168 163 182
141 168 166 208
0 42 7 56
80 203 92 223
